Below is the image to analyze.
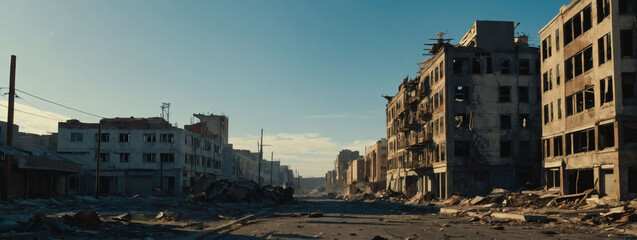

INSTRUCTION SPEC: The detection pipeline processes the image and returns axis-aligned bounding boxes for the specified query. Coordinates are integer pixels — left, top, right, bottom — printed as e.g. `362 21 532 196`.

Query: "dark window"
564 5 592 46
70 133 83 142
565 58 574 81
100 153 110 163
544 139 551 158
558 98 563 119
119 133 130 142
500 60 510 74
472 58 481 74
486 58 493 73
95 133 109 142
499 86 511 102
583 6 592 31
621 30 634 58
598 123 615 150
574 51 583 76
626 126 637 144
568 128 595 154
454 86 470 102
555 29 560 51
551 102 555 121
585 87 595 109
500 141 512 157
564 20 573 45
598 34 612 65
573 12 582 38
519 59 530 75
566 95 574 116
454 140 470 157
624 73 636 104
583 46 593 72
453 58 463 74
544 104 549 124
543 72 549 92
542 38 549 60
620 0 637 14
597 0 611 23
119 153 129 163
565 45 593 80
160 134 174 143
143 134 156 142
556 64 561 85
160 153 175 163
600 76 614 105
143 153 156 163
439 61 444 78
554 136 563 156
518 87 529 102
500 115 511 129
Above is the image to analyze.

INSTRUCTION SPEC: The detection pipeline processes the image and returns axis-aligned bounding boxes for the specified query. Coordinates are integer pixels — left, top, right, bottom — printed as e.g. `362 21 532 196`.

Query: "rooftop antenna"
160 102 170 122
424 31 452 55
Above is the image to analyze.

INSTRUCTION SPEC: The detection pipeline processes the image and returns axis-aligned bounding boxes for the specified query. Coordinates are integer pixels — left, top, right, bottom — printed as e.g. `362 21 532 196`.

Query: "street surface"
214 196 618 240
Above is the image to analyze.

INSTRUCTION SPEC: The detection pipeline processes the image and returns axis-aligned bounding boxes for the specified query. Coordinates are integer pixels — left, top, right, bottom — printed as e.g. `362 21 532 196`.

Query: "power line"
0 103 65 121
14 89 104 119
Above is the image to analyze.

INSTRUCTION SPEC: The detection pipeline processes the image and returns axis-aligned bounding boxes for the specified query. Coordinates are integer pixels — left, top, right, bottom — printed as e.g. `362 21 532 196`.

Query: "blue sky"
0 0 569 177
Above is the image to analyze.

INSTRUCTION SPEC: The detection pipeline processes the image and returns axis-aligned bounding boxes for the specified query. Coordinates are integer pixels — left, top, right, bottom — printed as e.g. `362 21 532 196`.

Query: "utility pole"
258 129 263 188
95 120 102 198
270 151 273 186
2 55 16 201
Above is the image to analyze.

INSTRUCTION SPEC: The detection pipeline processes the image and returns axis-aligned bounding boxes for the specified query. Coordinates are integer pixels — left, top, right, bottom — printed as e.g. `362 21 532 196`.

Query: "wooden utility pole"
270 151 273 186
2 55 16 201
258 129 263 188
95 121 102 198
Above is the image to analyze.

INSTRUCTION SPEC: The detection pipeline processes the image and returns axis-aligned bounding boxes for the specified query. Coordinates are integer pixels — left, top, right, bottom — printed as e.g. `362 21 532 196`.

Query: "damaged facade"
385 21 542 198
364 138 388 191
540 0 637 200
57 117 226 195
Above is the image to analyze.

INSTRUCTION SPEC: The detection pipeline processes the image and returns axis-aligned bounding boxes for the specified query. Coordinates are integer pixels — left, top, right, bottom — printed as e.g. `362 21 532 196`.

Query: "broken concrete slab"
490 212 549 223
440 208 460 215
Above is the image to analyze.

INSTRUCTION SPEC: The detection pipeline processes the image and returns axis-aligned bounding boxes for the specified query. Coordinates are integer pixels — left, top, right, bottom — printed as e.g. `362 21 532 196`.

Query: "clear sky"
0 0 569 177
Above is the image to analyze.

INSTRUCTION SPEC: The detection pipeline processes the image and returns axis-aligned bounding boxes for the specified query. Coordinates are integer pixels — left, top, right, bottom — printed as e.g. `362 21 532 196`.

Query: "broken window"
598 33 612 65
567 128 595 154
565 58 574 81
519 114 529 128
558 98 562 119
439 61 444 78
434 93 439 108
554 136 563 156
143 133 156 142
435 67 439 82
565 45 593 80
472 58 481 74
543 139 551 158
500 60 511 74
544 104 549 124
583 5 592 31
439 90 444 105
454 114 468 128
143 153 156 163
600 76 614 105
518 87 529 102
550 102 554 122
621 29 634 58
542 37 549 60
454 86 469 102
160 153 175 163
119 153 130 163
119 133 130 142
546 168 561 188
566 132 572 155
543 72 549 92
574 51 583 76
555 29 560 51
573 12 582 38
500 114 511 129
564 19 573 45
564 5 592 46
100 153 110 163
499 86 511 102
624 73 636 104
519 59 530 75
584 46 593 72
620 0 637 14
576 92 584 112
597 0 611 23
70 133 83 142
598 123 615 150
500 141 512 157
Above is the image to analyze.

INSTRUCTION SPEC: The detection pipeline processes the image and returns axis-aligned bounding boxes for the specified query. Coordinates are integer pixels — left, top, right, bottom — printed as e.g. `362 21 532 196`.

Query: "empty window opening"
546 168 561 189
623 73 636 104
563 5 592 46
598 33 612 65
544 104 549 124
543 139 551 158
558 98 563 119
499 86 511 102
100 153 110 163
598 123 615 150
143 153 156 163
555 29 560 51
566 128 595 154
500 141 512 157
556 64 561 85
567 169 594 194
597 0 611 23
518 87 529 102
95 133 109 142
625 126 637 145
621 29 634 58
600 76 614 105
454 86 469 102
620 0 637 14
119 133 130 142
160 153 175 163
472 58 481 74
486 57 493 73
143 133 156 142
500 60 511 74
519 59 530 75
119 153 130 163
554 136 564 156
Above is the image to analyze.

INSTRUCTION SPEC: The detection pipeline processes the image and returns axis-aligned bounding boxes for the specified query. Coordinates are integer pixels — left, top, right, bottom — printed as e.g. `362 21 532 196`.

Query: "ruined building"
333 149 361 186
365 138 388 191
385 21 542 198
540 0 637 200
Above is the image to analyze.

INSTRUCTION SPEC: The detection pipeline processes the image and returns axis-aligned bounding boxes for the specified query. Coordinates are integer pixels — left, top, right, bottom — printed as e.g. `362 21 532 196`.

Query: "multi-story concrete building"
386 21 542 198
334 149 360 186
57 117 225 195
540 0 637 200
193 113 229 145
235 149 259 182
365 138 388 191
346 158 365 185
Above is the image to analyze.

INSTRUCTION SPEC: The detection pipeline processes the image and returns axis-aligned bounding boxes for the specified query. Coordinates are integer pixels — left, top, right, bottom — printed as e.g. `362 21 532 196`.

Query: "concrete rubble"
342 187 637 237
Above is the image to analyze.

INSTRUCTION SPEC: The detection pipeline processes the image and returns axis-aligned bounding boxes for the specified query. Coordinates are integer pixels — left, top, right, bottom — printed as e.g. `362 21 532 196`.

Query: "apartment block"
540 0 637 200
386 21 542 198
57 117 225 195
365 138 388 191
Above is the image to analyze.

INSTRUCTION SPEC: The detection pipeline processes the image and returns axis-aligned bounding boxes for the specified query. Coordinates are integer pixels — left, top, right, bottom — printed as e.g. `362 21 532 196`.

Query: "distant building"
193 114 229 145
385 21 542 198
57 117 225 195
334 149 360 186
540 0 637 200
365 138 388 191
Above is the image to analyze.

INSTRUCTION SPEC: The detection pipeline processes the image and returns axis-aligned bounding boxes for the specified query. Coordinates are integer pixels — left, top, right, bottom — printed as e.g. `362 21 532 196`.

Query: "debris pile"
189 179 294 204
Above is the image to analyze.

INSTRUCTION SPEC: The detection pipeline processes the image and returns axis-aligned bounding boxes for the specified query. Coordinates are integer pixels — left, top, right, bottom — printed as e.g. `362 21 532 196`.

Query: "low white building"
57 117 225 195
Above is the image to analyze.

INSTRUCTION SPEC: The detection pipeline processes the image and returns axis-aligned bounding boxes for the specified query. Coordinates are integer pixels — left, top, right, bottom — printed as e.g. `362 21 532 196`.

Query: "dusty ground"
2 195 636 239
214 197 632 240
